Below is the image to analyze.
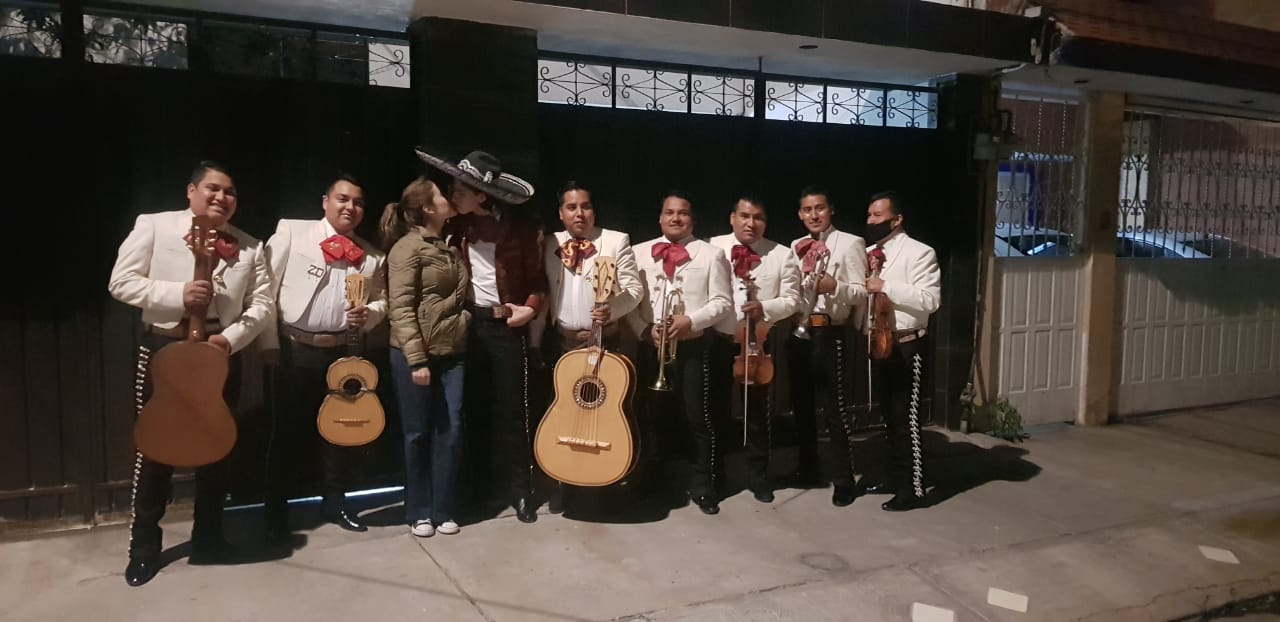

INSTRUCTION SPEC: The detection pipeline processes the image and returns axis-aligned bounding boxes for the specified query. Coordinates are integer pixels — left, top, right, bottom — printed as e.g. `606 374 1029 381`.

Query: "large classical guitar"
316 273 386 446
534 256 640 487
134 215 236 467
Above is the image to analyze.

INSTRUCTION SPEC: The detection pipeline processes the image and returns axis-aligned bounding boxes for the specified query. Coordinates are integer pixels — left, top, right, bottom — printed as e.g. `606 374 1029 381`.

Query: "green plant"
984 397 1028 442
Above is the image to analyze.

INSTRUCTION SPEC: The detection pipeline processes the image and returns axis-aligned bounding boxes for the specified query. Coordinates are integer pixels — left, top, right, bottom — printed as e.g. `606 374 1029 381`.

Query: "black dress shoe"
832 485 858 507
881 493 926 512
693 494 720 515
750 486 775 503
125 557 158 586
325 508 368 532
857 481 894 495
514 497 538 523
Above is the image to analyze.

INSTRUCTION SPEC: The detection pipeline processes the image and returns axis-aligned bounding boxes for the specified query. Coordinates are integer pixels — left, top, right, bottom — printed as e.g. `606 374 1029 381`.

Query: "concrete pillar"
1077 91 1125 426
408 17 540 180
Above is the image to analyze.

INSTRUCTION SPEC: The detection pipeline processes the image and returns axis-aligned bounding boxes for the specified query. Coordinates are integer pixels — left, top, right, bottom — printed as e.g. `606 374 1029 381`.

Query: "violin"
733 276 774 385
868 248 895 360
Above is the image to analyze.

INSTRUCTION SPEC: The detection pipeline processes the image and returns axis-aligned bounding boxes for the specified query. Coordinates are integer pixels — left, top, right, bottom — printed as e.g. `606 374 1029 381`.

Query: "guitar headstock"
186 215 218 258
591 256 619 304
345 274 368 308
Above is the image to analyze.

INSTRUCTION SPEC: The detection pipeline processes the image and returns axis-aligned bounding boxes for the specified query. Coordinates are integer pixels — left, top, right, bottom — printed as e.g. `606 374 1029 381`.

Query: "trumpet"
650 275 685 392
793 250 831 340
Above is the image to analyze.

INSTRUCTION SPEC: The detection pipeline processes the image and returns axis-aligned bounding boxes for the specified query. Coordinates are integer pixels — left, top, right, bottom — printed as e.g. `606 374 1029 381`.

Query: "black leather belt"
894 328 927 343
283 324 348 348
466 302 512 321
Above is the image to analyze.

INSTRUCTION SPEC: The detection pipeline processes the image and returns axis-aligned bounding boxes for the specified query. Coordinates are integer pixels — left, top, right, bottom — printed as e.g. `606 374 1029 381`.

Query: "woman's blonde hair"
379 176 440 251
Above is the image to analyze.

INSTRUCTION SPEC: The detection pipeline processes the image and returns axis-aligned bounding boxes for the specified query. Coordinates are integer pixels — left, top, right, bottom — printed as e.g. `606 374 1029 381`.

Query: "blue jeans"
391 349 465 524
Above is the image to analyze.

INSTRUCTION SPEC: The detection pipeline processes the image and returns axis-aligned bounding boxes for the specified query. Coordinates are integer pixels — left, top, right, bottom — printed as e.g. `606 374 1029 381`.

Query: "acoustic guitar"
534 256 640 487
316 273 386 446
134 215 237 468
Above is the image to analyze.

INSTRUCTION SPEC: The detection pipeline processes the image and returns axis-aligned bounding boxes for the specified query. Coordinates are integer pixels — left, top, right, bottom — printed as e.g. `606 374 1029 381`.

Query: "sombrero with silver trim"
414 146 535 205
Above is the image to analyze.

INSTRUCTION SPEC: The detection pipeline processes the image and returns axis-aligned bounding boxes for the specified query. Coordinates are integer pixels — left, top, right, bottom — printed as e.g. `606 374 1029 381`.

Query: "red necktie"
795 238 828 274
321 234 365 266
559 238 597 274
731 244 760 280
651 241 690 279
183 230 240 261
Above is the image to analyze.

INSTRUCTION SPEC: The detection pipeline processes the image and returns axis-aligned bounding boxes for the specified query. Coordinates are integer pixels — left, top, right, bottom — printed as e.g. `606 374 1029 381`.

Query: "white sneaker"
411 519 435 537
436 520 460 535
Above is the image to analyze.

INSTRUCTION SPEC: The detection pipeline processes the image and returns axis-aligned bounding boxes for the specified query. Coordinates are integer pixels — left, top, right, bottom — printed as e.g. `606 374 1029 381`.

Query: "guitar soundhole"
573 378 606 409
342 378 364 397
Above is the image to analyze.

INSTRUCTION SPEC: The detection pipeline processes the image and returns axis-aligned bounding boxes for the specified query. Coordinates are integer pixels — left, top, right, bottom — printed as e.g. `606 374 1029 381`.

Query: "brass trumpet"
793 250 831 340
650 275 685 392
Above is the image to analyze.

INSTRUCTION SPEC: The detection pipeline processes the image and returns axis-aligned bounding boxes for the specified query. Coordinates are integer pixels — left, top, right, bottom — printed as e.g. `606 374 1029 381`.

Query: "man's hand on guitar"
866 276 885 294
411 366 431 386
183 280 214 312
505 304 536 328
346 304 369 329
816 274 837 295
206 334 231 353
590 304 612 323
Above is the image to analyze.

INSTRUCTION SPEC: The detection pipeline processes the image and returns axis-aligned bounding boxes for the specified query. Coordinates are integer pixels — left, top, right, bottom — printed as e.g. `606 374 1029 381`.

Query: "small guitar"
316 273 386 446
868 247 895 360
134 215 237 467
534 256 640 487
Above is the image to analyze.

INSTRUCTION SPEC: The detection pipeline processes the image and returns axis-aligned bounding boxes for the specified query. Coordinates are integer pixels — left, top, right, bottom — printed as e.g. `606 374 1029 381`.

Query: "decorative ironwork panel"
203 21 312 80
1121 110 1280 258
827 86 884 126
83 13 187 68
1 3 60 58
616 65 687 112
994 94 1085 258
313 31 365 85
690 74 753 117
764 81 823 123
538 59 611 107
885 89 938 129
367 39 409 88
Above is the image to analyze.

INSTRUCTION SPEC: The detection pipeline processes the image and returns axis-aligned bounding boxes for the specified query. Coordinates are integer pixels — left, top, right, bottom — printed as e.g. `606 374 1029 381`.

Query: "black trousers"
464 317 533 505
872 336 929 498
788 326 856 488
639 335 717 499
128 332 242 559
264 338 365 523
710 331 774 490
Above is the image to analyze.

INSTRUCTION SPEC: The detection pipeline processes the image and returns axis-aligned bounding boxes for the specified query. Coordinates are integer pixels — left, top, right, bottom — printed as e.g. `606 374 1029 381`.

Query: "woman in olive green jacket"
380 177 471 538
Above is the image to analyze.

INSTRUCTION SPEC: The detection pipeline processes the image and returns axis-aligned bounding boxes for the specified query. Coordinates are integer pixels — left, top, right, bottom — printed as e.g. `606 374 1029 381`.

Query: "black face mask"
865 220 894 244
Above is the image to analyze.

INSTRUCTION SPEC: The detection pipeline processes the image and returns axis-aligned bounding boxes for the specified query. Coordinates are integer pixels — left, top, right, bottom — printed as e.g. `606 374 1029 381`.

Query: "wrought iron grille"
83 12 187 68
367 39 409 89
616 65 688 112
886 90 939 128
538 59 613 107
761 79 938 127
764 81 824 123
993 93 1085 258
691 73 753 116
1 2 60 58
1120 110 1280 259
827 86 883 125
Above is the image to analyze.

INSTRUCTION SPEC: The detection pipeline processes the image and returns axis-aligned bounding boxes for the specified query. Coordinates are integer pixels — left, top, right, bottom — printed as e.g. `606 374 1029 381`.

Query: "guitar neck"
346 326 362 355
187 253 214 341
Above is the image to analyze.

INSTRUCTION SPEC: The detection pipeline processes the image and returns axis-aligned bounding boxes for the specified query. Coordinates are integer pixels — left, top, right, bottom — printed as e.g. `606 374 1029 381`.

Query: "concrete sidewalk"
3 400 1279 622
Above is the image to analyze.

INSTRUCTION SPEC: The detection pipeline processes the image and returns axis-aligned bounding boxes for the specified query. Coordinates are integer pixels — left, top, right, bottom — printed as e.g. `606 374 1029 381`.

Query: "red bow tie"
183 230 240 261
795 238 829 274
731 244 760 280
867 247 887 276
651 241 690 279
559 238 597 274
321 234 365 266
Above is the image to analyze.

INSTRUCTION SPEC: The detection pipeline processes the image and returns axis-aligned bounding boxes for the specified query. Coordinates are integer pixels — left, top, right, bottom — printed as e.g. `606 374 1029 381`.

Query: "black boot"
514 496 537 523
832 484 858 507
125 557 158 586
881 492 926 512
693 493 720 515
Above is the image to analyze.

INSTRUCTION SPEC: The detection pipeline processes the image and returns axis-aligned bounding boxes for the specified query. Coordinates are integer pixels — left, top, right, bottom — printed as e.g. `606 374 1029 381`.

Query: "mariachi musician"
860 191 940 512
709 197 801 503
789 185 867 507
627 191 733 515
259 174 388 541
540 181 643 512
107 161 274 587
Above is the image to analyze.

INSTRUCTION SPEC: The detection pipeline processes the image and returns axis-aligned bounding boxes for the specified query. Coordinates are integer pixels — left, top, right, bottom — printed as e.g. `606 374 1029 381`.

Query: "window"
1 2 60 58
83 12 188 68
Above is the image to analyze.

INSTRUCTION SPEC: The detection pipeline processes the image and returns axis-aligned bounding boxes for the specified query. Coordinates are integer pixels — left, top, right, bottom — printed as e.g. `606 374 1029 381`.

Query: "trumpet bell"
649 376 672 392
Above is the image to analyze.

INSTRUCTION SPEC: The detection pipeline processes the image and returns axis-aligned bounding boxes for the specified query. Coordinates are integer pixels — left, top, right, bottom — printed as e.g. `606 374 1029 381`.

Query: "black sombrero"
414 147 535 205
